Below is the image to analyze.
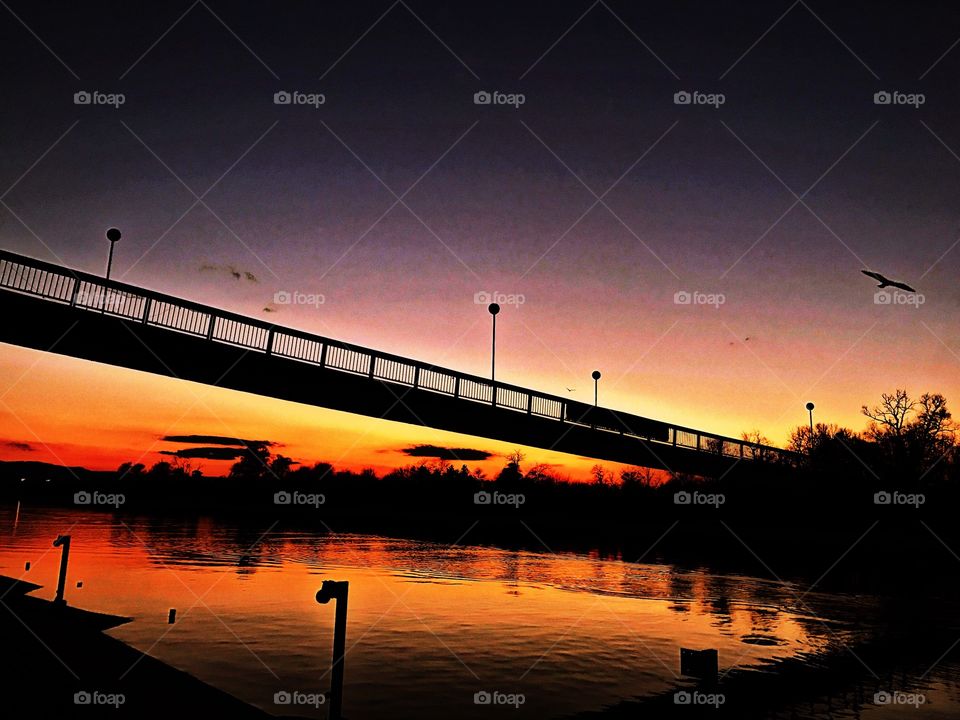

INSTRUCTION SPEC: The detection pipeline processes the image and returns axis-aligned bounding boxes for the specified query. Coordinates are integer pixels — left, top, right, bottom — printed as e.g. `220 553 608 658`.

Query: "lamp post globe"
105 228 122 280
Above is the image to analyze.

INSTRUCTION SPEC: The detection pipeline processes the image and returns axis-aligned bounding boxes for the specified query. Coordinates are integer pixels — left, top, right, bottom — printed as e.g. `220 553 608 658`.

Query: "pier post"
316 580 349 720
53 534 71 605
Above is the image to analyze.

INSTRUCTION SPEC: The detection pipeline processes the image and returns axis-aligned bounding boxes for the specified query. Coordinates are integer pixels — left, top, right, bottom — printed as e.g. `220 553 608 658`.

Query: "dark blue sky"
2 0 959 443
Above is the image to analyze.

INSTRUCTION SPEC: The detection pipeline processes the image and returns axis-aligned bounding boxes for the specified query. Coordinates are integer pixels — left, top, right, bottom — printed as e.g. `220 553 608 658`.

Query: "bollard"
316 580 349 720
168 608 176 624
52 534 71 605
680 647 718 683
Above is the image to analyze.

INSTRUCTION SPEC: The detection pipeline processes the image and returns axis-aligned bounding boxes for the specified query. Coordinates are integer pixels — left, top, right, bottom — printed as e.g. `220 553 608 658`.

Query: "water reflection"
0 506 947 719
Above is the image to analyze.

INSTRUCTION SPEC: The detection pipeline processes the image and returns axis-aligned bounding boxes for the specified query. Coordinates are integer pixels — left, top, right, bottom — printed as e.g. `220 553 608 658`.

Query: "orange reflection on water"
0 507 868 719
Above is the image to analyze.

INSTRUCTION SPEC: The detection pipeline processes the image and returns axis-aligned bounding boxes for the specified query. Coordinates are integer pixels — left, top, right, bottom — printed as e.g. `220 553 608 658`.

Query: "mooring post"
316 580 349 720
53 534 71 605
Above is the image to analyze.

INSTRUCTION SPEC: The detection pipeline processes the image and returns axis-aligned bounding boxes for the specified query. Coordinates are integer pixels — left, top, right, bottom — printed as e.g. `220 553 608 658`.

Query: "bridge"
0 249 796 476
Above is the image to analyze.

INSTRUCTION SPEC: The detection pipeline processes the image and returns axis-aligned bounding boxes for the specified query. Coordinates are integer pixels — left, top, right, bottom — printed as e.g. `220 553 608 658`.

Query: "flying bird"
565 387 576 392
861 270 916 293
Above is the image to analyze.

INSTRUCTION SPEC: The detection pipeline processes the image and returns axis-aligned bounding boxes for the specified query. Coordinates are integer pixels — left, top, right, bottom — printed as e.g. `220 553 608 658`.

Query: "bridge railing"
0 249 797 466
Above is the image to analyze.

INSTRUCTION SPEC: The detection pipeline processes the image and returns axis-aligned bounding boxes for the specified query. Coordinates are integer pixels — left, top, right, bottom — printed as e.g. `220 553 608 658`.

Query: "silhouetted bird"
861 270 916 292
566 387 576 392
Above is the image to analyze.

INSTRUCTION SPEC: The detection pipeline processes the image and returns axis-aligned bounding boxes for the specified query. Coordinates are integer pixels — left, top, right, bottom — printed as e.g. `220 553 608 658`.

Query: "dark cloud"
2 440 35 452
199 264 259 283
162 435 274 447
401 445 492 461
160 447 248 460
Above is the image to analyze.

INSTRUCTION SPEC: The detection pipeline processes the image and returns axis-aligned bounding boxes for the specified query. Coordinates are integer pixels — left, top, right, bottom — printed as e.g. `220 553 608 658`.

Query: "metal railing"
0 249 796 465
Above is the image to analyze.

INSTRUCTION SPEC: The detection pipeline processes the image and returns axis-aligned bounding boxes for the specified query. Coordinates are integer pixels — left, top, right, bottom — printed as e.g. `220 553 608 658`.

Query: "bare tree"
590 464 612 485
506 450 525 471
741 430 772 461
862 389 915 439
621 466 657 488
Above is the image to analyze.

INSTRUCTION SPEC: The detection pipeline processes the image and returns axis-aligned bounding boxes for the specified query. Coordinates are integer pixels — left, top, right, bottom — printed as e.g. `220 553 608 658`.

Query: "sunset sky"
1 1 959 478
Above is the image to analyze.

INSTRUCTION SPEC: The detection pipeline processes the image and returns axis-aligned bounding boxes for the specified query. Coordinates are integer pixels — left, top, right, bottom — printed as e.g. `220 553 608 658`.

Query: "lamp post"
592 370 601 407
105 227 121 280
488 302 500 383
805 402 815 434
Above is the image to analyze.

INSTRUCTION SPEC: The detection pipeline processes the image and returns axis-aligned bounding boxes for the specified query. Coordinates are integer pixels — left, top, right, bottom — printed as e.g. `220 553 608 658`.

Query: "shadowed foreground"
0 575 274 719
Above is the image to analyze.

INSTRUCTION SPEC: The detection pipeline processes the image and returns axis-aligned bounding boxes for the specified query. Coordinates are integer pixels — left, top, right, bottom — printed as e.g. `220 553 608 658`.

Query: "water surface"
0 506 940 718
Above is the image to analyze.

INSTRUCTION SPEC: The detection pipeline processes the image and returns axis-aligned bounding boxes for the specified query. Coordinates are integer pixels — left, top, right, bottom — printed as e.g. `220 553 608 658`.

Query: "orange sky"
0 344 638 480
2 288 958 482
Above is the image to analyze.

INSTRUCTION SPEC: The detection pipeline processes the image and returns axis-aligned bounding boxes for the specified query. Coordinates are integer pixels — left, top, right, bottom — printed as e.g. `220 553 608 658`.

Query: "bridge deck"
0 250 796 474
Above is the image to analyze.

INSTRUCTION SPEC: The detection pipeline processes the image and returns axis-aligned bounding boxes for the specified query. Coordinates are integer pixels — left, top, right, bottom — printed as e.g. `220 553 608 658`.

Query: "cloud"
2 440 35 452
400 445 493 461
160 447 249 460
199 263 259 283
162 435 274 448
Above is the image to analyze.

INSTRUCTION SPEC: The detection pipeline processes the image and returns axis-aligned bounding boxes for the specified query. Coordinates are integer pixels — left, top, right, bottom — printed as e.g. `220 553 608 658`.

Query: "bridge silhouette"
0 249 795 475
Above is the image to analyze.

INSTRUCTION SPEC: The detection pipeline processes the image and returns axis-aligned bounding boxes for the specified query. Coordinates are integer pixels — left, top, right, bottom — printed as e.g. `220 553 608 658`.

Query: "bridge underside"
0 291 745 476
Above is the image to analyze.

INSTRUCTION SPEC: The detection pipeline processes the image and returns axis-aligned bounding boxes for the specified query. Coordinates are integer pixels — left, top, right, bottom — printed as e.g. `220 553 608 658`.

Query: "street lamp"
592 370 601 407
105 227 121 280
488 302 500 383
805 402 815 434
